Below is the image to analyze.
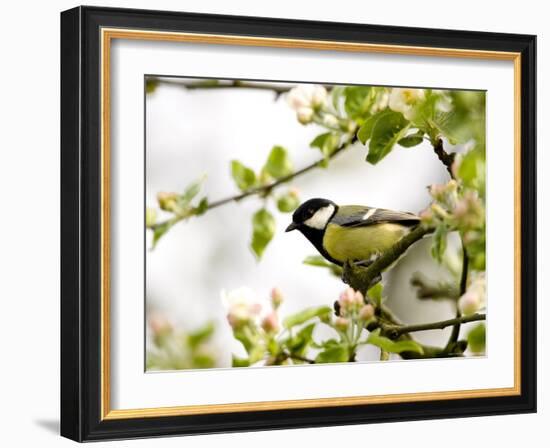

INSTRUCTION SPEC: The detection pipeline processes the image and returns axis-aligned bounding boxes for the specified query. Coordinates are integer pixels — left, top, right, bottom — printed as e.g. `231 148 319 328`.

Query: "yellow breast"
323 223 410 264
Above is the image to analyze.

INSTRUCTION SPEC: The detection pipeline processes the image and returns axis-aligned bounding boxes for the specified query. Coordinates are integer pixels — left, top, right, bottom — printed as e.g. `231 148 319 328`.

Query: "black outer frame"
60 5 537 442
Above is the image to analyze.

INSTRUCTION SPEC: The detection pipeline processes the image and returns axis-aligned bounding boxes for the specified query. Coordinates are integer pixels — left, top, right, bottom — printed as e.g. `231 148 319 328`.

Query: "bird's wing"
332 205 420 228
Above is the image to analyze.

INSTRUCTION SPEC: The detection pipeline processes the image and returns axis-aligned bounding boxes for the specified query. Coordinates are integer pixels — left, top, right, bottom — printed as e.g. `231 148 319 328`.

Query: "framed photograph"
60 6 536 442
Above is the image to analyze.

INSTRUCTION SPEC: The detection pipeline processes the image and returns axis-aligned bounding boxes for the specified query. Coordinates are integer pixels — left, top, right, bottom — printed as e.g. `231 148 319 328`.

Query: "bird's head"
285 198 337 233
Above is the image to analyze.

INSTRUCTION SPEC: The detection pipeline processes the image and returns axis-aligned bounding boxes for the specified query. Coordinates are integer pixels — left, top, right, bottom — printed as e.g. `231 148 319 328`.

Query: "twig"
282 351 315 364
148 78 294 97
444 245 470 352
432 137 455 177
380 313 485 339
151 136 357 231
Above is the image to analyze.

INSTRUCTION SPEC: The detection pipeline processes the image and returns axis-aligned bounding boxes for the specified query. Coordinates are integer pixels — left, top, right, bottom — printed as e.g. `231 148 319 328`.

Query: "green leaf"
344 86 374 119
310 132 341 163
263 146 293 179
232 356 251 368
195 197 209 215
367 283 384 307
367 111 410 164
330 86 345 112
302 255 342 276
366 329 424 355
152 220 173 248
251 208 276 259
285 323 316 356
231 160 257 191
315 345 349 363
187 322 214 349
458 148 486 197
467 323 486 354
356 110 394 145
398 131 425 148
303 255 334 268
181 179 202 204
283 306 332 329
431 225 448 263
276 192 300 213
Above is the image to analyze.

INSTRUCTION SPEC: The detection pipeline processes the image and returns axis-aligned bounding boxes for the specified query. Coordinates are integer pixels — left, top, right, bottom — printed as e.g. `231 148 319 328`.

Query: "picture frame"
60 5 536 442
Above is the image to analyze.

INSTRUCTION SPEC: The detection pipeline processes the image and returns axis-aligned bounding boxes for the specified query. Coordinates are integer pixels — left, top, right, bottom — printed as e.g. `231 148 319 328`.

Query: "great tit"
285 198 420 266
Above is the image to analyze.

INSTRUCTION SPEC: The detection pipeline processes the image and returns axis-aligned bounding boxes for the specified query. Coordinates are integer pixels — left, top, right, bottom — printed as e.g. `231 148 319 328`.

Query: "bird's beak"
285 222 298 232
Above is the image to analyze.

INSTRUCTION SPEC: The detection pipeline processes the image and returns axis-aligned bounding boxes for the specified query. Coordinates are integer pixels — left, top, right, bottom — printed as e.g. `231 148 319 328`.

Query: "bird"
285 198 420 266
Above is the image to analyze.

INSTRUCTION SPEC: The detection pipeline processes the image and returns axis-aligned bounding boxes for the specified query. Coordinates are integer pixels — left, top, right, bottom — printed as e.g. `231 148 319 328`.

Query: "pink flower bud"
458 291 481 316
261 311 280 333
334 317 350 331
270 287 284 308
148 312 173 336
359 304 375 321
353 290 365 306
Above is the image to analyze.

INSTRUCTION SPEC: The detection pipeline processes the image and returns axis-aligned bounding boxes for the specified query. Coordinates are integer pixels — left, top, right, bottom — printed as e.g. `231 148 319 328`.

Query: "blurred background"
145 78 466 369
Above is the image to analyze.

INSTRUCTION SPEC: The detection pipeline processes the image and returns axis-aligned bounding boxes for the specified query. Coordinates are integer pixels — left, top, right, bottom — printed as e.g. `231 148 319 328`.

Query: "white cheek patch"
304 204 335 229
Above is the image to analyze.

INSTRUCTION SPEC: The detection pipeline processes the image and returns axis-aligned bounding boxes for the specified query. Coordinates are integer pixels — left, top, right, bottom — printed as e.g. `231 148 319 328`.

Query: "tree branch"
148 78 295 97
432 137 456 177
151 136 357 231
380 313 485 339
444 245 469 352
342 225 432 294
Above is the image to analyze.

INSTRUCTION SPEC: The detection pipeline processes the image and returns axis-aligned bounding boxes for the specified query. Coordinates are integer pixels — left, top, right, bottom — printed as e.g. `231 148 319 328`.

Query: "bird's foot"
342 259 383 293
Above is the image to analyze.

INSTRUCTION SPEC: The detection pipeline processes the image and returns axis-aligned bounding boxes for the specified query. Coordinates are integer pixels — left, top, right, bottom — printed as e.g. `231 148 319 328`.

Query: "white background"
0 0 546 446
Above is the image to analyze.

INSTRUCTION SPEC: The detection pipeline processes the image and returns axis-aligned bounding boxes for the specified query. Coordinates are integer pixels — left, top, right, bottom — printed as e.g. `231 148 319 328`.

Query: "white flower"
388 88 425 120
221 287 266 328
322 114 339 128
371 91 389 113
458 273 486 316
287 85 327 124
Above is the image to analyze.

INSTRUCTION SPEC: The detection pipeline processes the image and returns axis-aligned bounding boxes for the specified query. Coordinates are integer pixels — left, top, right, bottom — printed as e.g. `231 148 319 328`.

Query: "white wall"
0 0 545 446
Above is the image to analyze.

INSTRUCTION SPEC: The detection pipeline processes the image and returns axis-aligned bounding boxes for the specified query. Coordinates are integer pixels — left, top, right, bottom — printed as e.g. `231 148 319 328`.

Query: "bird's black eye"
307 208 315 217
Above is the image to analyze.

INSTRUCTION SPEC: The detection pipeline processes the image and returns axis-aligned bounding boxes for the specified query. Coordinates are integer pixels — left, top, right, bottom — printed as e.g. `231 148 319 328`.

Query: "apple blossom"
388 88 425 120
458 273 486 315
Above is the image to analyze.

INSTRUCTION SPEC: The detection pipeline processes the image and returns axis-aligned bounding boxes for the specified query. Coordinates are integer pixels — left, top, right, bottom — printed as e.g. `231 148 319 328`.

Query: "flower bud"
419 207 435 226
359 304 375 321
322 114 339 128
145 207 157 228
453 190 484 230
458 273 486 316
261 311 280 333
458 290 481 316
157 191 178 212
311 86 328 108
288 187 300 198
148 312 173 337
297 107 314 124
270 287 284 309
334 317 350 331
338 287 364 316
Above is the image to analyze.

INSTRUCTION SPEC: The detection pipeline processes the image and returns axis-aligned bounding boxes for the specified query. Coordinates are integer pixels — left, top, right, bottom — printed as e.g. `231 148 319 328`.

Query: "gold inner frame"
100 28 522 420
